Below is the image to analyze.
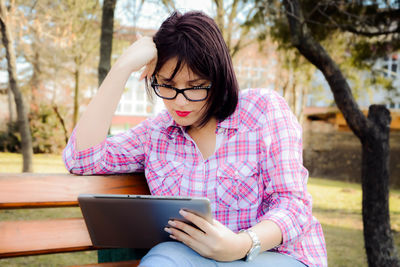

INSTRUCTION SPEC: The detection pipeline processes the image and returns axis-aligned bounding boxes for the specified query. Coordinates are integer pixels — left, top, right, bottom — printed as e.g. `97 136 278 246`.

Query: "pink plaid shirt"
63 89 327 266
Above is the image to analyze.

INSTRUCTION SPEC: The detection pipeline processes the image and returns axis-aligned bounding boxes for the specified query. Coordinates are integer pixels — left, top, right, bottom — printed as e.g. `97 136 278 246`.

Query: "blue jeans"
139 241 306 267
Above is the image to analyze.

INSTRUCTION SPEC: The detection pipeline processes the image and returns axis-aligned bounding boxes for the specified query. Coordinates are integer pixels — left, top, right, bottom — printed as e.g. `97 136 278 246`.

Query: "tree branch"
337 24 400 37
282 0 372 140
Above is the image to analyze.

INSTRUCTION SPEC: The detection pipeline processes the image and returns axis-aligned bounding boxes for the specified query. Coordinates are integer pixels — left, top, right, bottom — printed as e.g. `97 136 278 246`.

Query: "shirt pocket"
216 161 259 210
146 157 184 195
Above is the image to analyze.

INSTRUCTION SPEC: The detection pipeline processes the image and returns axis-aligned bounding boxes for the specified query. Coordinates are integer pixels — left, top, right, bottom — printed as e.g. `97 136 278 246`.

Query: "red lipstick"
176 111 191 117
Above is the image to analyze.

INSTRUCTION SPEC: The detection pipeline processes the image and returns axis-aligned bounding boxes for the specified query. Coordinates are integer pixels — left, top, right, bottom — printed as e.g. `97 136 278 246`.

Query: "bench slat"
0 173 150 208
0 218 92 258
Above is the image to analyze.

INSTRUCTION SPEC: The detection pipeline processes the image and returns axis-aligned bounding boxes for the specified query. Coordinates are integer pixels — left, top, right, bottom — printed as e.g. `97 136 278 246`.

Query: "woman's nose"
175 92 189 106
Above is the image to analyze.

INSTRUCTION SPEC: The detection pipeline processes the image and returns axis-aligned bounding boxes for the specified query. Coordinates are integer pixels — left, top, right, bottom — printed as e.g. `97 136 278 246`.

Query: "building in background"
376 53 400 109
307 52 400 109
110 72 163 135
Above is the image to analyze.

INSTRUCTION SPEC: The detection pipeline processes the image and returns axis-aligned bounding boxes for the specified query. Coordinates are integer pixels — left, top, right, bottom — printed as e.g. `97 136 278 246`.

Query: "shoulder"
122 110 172 138
239 88 287 110
146 110 172 128
236 89 290 130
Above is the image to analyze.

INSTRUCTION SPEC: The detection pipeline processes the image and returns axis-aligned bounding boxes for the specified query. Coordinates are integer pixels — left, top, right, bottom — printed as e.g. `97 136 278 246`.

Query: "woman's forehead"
158 57 204 81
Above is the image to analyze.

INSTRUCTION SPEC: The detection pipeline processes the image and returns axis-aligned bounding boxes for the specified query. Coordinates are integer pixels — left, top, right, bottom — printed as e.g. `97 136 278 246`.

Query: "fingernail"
164 227 171 233
168 220 176 226
169 235 176 239
179 209 187 216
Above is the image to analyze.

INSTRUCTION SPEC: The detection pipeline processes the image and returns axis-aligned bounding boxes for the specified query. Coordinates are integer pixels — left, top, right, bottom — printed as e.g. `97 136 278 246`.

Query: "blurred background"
0 0 399 266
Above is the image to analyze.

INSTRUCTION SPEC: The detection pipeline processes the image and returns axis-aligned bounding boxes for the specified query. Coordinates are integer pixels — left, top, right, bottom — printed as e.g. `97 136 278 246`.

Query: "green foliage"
350 40 399 65
29 104 68 154
248 0 399 105
12 0 102 130
0 122 20 153
0 104 68 154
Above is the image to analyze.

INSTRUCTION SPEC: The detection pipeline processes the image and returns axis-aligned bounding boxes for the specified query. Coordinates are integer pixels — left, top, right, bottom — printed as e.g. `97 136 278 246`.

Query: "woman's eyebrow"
157 74 206 83
187 78 206 83
157 74 170 81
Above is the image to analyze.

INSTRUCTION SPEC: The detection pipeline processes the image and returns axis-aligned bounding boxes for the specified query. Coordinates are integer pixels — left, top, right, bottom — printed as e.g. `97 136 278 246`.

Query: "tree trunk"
7 86 13 126
298 85 307 126
213 0 225 38
282 1 400 266
361 105 399 267
30 48 41 112
98 0 116 87
73 57 80 128
0 0 33 172
52 105 68 145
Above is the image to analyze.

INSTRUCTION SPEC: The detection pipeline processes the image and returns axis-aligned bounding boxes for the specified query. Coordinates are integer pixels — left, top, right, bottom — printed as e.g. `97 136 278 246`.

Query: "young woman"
63 11 327 267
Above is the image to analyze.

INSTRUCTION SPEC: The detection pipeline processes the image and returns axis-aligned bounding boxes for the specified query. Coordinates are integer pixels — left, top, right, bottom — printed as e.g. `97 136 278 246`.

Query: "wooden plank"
0 173 150 208
336 110 400 131
391 112 400 130
0 218 93 258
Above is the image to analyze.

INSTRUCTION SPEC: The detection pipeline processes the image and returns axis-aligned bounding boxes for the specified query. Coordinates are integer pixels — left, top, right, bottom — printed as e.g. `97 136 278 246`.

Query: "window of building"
382 54 399 79
234 60 272 89
115 73 154 116
379 53 400 109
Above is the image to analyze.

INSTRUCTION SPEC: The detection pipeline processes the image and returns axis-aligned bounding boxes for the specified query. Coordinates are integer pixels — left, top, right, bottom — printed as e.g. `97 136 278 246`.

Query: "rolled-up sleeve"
259 92 312 245
62 120 150 175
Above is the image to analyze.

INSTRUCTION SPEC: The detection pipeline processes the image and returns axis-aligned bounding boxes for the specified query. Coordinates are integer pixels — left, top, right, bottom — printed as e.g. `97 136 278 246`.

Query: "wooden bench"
0 173 150 266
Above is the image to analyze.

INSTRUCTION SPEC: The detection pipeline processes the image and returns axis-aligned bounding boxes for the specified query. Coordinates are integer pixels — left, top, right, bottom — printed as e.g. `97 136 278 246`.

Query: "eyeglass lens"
155 85 208 101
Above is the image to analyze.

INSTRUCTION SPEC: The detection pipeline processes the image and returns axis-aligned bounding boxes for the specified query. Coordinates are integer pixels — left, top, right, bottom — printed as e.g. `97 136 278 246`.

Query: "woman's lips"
176 111 191 117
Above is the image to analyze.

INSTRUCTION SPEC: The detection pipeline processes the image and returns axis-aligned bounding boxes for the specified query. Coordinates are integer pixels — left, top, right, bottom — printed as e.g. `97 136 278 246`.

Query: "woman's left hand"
164 210 251 262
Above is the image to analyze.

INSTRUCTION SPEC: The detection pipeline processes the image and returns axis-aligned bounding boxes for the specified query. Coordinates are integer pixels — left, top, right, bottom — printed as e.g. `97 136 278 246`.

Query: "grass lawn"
1 152 399 266
309 178 400 266
0 152 68 173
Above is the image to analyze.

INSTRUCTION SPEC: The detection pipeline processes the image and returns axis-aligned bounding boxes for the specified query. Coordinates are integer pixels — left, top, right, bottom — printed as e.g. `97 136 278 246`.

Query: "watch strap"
240 229 261 261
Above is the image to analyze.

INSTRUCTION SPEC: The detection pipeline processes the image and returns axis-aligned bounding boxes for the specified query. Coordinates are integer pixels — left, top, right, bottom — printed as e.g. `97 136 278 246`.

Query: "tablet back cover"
78 194 211 248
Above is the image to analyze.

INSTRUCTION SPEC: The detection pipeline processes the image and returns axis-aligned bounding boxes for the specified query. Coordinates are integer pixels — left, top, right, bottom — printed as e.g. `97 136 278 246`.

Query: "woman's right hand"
116 36 157 80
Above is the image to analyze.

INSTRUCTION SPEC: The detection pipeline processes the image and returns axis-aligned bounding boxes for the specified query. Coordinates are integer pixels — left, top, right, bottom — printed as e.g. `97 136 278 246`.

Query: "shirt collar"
217 105 240 130
163 104 240 137
165 113 186 137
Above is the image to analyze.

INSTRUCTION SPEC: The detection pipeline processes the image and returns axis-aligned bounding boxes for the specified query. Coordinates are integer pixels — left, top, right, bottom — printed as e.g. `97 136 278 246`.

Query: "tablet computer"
78 194 212 248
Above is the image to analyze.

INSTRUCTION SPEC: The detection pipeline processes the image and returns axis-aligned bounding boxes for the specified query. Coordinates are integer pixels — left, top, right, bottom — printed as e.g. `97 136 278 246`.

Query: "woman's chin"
173 118 192 127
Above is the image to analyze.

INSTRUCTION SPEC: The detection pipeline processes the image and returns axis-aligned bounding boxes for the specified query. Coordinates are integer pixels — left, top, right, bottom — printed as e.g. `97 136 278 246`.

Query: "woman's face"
156 57 211 128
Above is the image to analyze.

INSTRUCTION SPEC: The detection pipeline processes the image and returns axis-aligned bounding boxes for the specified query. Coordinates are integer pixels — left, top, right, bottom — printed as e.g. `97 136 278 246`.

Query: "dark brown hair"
148 11 239 126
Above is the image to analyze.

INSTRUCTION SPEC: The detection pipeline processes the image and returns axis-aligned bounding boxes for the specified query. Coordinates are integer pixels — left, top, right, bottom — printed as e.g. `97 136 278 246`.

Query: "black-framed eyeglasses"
150 75 211 102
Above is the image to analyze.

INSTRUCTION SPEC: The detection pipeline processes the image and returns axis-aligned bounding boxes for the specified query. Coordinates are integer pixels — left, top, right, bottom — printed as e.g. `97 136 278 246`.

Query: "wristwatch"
240 229 261 261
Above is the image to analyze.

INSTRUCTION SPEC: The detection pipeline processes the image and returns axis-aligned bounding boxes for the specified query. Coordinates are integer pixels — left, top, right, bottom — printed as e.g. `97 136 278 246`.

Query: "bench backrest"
0 173 149 258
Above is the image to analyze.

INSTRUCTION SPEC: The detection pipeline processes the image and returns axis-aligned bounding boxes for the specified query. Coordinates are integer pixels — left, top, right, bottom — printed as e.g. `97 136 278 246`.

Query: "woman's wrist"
114 36 157 74
236 231 253 259
112 58 137 77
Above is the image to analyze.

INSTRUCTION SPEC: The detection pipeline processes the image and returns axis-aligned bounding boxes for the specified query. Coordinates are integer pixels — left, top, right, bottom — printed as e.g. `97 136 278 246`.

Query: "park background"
0 0 400 266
